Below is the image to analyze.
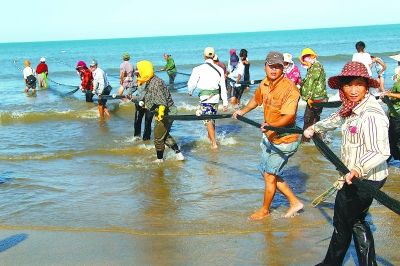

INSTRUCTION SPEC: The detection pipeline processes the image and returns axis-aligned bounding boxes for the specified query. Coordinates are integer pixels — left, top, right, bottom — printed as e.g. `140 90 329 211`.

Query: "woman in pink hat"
303 61 390 266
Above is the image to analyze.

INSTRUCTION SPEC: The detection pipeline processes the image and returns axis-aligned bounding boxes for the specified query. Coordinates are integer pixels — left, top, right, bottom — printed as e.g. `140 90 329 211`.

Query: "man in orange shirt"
233 51 303 220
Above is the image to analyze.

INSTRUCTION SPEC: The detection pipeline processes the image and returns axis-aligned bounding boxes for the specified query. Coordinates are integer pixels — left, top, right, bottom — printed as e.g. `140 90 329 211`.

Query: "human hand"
195 110 202 116
232 109 244 119
303 127 315 139
307 98 314 108
156 105 166 121
260 122 269 133
345 169 360 185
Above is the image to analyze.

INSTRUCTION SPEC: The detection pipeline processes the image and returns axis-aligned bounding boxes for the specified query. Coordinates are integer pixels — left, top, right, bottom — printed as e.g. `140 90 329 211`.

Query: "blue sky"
2 0 399 43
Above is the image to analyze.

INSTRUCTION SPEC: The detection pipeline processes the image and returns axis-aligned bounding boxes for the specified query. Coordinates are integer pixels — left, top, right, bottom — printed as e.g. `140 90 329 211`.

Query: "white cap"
283 53 293 64
204 47 215 58
40 57 46 62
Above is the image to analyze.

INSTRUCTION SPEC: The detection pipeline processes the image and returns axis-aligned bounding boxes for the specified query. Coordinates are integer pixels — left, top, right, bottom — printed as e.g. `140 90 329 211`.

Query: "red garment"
80 68 93 91
36 62 48 75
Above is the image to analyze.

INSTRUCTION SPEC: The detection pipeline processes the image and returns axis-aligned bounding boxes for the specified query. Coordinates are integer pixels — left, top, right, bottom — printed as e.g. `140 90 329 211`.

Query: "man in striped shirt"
304 61 390 266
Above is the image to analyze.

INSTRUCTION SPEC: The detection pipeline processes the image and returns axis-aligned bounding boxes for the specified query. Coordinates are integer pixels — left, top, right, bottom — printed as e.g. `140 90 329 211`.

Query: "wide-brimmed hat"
300 47 317 61
328 61 380 89
389 54 400 62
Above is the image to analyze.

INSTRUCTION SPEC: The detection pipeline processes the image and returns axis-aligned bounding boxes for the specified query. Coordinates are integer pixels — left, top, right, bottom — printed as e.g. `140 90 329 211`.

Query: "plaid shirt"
312 94 390 181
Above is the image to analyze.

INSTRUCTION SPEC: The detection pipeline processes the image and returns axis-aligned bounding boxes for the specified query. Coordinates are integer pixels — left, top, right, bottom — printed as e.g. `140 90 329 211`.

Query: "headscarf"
136 60 154 86
338 89 366 118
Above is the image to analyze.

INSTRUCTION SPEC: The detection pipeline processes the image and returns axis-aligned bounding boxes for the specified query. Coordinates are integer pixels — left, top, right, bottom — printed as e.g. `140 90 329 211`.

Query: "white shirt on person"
227 61 245 83
311 94 390 182
92 67 109 95
23 66 34 80
352 52 373 76
187 59 228 106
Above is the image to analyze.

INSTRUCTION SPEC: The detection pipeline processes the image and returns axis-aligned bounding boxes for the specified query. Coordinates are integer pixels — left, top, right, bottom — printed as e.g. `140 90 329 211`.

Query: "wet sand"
0 163 398 266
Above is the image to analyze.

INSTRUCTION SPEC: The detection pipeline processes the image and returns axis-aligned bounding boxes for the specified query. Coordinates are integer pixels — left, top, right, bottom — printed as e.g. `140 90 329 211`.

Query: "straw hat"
328 61 380 89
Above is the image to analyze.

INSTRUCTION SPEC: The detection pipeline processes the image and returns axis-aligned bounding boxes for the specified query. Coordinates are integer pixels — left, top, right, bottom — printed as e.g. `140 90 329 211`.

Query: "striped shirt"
311 94 390 181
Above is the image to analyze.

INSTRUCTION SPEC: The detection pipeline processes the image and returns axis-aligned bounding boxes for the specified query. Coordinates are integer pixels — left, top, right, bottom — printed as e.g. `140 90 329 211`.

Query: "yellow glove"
307 98 314 108
156 105 166 121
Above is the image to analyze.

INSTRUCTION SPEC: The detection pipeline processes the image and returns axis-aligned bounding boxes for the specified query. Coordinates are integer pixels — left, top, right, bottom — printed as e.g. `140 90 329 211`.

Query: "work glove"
307 98 314 108
156 105 166 121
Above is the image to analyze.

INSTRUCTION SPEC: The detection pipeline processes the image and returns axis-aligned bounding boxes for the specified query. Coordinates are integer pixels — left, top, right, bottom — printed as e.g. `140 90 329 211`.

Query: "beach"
1 24 400 265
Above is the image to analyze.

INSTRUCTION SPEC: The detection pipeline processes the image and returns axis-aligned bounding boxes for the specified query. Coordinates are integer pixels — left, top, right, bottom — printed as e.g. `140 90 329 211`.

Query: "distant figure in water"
76 60 94 103
22 60 36 94
160 53 177 88
304 61 390 266
35 57 48 88
233 51 303 220
90 60 112 120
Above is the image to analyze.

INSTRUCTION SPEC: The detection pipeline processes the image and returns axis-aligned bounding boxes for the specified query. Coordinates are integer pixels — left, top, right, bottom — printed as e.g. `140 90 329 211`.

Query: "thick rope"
236 115 400 215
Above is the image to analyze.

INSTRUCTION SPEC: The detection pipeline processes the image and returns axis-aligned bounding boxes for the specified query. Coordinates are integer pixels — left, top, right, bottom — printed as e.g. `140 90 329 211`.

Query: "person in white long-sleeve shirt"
188 47 228 149
90 60 112 120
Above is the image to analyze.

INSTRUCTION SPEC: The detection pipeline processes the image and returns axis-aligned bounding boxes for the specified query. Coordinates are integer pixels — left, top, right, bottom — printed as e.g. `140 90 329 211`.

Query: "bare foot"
283 202 304 218
249 208 270 221
211 143 218 149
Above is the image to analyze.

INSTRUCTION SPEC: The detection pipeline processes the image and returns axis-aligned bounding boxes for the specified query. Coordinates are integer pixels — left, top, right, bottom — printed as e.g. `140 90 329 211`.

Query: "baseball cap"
265 51 284 66
40 57 46 62
122 52 130 60
89 59 98 66
204 47 215 58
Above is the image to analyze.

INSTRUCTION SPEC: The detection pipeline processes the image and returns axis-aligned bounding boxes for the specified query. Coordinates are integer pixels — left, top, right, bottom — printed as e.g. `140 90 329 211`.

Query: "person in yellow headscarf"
136 60 184 162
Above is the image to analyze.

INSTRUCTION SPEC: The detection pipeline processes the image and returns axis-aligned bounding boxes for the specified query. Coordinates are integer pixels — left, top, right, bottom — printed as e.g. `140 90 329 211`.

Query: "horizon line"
1 23 399 45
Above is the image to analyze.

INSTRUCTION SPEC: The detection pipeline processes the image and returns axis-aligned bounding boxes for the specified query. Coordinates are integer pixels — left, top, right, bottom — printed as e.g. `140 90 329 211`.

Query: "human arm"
303 112 343 139
232 93 258 118
187 68 199 96
377 58 386 76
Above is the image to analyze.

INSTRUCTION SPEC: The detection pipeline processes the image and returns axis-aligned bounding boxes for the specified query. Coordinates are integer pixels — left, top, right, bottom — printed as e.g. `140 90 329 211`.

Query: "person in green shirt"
382 71 400 161
299 47 328 142
160 53 177 87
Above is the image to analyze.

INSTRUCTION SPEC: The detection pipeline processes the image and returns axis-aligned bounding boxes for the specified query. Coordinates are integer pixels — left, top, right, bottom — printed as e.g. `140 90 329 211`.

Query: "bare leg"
98 105 104 120
207 121 218 149
249 173 277 221
118 85 124 96
276 176 303 218
104 106 110 119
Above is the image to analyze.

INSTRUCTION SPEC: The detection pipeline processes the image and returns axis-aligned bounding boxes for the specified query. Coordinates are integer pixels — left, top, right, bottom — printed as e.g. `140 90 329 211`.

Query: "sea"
0 24 399 265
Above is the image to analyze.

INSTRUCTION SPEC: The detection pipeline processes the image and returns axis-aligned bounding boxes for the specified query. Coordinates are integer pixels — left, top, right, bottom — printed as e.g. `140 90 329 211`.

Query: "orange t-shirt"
254 75 300 144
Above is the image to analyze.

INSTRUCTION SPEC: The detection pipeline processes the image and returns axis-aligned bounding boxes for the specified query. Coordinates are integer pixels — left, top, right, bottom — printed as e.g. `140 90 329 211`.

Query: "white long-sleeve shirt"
187 59 228 106
311 94 390 181
92 67 109 95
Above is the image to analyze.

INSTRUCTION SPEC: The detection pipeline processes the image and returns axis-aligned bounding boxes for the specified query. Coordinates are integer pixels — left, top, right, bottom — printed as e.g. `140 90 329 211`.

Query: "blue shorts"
258 135 300 176
199 102 218 125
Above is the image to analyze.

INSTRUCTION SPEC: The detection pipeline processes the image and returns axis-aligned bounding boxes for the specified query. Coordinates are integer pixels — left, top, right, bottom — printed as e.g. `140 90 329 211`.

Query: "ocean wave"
0 109 98 125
